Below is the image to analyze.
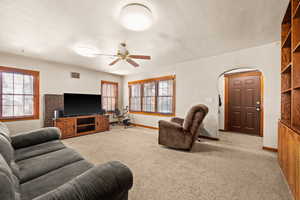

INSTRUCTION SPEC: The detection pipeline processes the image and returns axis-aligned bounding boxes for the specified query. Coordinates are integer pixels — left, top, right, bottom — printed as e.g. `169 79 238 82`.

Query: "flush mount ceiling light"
74 46 100 57
119 3 153 31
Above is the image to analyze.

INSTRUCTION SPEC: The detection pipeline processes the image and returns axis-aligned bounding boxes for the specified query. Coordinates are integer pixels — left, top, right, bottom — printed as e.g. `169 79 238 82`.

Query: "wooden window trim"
128 75 175 85
101 80 118 113
128 75 176 116
0 66 40 122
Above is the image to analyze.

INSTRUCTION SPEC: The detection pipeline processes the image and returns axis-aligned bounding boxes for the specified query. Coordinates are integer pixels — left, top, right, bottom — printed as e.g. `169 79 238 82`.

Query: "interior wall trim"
132 123 159 130
262 146 278 152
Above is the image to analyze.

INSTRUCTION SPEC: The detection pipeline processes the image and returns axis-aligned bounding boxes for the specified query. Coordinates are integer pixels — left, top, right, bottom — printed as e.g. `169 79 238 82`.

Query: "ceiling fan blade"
126 59 139 67
94 53 118 57
128 55 151 60
109 58 121 66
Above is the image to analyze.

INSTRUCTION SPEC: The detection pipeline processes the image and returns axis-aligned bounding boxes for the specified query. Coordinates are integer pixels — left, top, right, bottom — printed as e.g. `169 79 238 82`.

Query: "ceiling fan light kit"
108 43 151 67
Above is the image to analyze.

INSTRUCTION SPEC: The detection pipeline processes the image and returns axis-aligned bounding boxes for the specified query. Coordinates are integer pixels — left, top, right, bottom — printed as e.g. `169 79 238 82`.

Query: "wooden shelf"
294 85 300 89
281 119 291 127
281 62 292 73
77 123 95 127
292 125 300 134
294 41 300 52
282 88 292 93
282 30 292 48
294 1 300 18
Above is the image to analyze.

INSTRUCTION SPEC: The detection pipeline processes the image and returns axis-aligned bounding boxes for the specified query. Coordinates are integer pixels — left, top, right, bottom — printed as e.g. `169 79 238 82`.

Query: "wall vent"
71 72 80 79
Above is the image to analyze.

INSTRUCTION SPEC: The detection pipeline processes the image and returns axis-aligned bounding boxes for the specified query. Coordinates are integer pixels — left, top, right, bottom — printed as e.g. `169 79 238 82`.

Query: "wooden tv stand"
54 114 109 139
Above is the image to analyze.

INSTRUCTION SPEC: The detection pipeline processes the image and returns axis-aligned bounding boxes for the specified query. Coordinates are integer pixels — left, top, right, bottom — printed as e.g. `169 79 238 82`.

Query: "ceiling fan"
95 43 151 67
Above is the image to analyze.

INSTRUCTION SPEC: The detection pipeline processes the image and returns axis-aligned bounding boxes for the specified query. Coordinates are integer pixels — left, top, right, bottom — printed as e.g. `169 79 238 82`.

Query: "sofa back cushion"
0 134 14 165
0 154 19 200
0 121 11 143
0 134 20 181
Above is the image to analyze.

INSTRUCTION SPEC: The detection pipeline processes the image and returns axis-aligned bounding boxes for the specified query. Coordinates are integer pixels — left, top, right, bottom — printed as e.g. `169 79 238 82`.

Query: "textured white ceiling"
0 0 289 75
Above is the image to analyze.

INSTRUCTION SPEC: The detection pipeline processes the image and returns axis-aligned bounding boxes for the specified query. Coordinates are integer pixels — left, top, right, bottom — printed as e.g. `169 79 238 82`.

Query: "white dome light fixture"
120 3 153 31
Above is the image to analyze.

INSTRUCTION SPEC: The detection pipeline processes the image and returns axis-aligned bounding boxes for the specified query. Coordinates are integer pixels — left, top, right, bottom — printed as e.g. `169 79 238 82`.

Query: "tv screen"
64 93 102 116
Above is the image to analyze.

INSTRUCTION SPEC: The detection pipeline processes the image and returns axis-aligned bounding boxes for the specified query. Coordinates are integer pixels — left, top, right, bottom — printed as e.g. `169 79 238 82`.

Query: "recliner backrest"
183 104 209 134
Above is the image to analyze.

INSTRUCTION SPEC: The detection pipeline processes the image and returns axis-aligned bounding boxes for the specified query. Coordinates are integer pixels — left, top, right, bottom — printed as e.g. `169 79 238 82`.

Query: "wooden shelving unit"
293 0 300 18
282 29 291 48
279 1 300 200
281 62 292 73
54 114 109 139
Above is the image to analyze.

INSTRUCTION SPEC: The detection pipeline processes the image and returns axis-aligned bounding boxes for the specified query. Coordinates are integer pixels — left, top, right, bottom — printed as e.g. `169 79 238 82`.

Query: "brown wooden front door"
226 71 262 135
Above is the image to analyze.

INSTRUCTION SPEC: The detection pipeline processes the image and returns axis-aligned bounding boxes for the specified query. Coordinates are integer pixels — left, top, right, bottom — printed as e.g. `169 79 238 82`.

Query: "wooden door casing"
226 71 262 135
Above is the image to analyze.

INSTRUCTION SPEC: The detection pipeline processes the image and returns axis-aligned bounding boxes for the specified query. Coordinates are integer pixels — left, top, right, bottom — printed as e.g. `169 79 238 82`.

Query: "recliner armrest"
11 127 61 149
170 117 184 126
34 161 133 200
159 120 183 132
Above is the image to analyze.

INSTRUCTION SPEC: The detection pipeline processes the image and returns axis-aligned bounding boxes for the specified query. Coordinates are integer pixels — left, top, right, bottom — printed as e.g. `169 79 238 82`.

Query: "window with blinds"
101 81 118 112
0 67 39 121
128 75 175 115
142 82 156 112
158 79 174 114
129 84 141 111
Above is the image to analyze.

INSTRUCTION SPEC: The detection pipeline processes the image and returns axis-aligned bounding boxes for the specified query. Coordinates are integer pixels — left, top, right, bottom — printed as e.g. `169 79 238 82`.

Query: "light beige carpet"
63 127 292 200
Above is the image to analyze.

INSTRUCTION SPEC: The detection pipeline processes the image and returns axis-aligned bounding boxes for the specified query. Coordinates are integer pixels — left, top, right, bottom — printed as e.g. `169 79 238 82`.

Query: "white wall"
0 52 123 135
123 42 281 148
218 75 225 130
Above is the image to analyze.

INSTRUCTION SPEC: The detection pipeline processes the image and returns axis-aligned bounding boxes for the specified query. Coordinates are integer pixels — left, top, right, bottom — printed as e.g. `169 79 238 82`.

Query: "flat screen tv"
64 93 102 117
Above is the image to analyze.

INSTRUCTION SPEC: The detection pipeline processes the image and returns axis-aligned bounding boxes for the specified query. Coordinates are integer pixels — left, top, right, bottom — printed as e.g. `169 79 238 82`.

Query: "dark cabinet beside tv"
54 114 109 139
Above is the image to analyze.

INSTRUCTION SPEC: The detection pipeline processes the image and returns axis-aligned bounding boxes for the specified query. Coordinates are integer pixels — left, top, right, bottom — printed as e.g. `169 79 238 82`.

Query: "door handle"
256 107 260 112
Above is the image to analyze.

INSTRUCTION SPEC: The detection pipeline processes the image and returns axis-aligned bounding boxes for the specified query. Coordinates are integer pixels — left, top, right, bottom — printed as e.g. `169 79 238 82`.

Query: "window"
101 81 118 112
142 82 156 112
128 75 175 116
158 79 174 114
129 84 141 111
0 66 40 121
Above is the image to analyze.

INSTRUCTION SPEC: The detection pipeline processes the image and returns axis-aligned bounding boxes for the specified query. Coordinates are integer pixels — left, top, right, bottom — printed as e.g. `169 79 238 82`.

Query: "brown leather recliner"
158 104 209 150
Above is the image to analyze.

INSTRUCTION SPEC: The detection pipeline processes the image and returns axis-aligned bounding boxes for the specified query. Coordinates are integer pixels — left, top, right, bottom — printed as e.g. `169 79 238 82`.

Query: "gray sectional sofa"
0 122 133 200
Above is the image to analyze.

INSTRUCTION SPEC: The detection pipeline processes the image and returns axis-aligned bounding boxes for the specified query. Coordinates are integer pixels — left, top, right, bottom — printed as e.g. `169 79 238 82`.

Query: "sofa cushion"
0 154 20 200
14 140 66 162
0 134 14 165
0 121 11 142
11 128 61 149
20 160 93 200
17 148 84 183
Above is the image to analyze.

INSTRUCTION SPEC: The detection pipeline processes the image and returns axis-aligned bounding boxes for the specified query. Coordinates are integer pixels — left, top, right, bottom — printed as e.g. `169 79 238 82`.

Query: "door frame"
224 70 264 137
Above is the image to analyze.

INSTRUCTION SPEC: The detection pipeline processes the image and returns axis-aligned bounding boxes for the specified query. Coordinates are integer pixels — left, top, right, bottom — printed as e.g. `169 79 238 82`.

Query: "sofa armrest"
170 117 184 126
34 161 133 200
11 127 61 149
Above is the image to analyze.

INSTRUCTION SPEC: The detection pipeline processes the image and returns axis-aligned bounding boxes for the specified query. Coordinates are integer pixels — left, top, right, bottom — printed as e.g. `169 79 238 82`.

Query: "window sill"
0 116 39 122
129 111 175 117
